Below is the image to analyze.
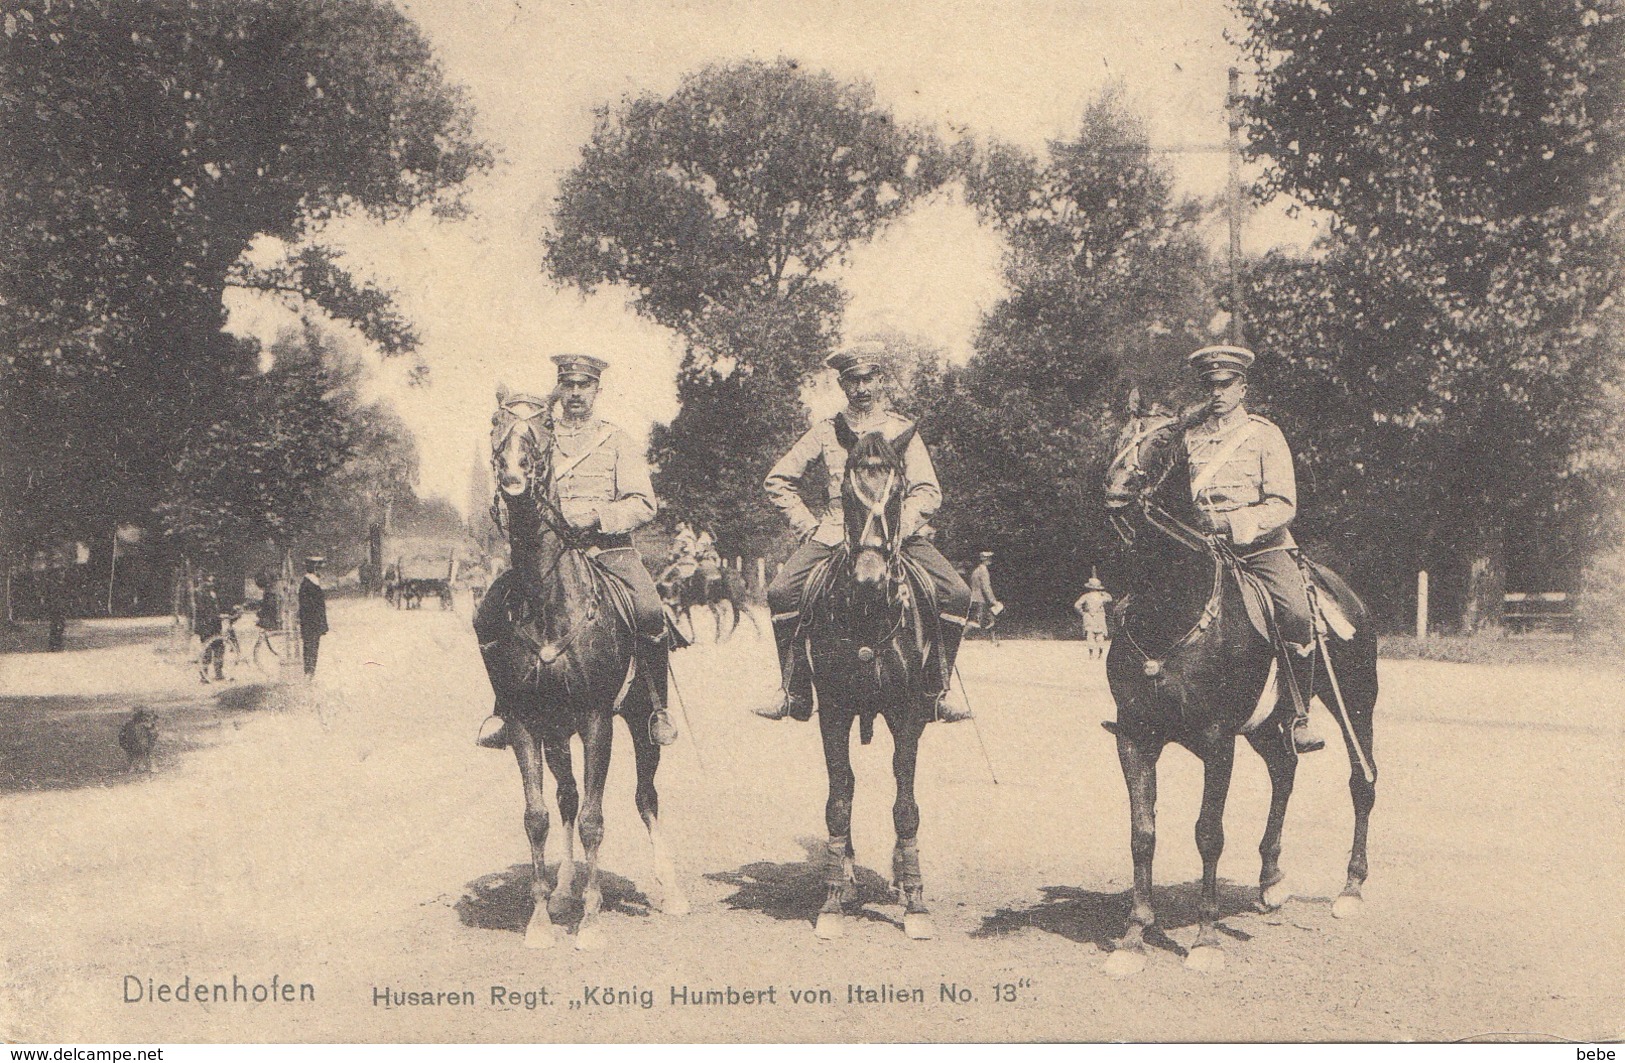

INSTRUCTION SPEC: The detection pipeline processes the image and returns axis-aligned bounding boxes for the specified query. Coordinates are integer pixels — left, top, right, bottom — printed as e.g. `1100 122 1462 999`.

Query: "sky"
224 0 1324 512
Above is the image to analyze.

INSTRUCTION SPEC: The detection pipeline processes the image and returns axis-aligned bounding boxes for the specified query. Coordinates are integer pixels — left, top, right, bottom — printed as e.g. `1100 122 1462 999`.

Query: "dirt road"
2 600 1621 1042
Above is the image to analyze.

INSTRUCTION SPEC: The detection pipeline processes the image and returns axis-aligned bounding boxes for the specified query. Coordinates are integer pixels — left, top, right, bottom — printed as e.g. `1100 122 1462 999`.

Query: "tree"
1235 0 1625 630
0 0 489 565
545 59 947 551
920 89 1218 623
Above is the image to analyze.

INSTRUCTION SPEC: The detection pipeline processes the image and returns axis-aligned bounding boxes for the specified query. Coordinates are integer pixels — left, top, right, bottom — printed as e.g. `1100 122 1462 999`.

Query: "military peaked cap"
552 354 609 382
1187 345 1256 381
826 340 888 378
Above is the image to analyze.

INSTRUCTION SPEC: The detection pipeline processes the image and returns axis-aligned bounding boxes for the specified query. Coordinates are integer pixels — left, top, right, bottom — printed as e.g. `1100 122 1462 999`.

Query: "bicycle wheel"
196 636 228 683
252 630 283 675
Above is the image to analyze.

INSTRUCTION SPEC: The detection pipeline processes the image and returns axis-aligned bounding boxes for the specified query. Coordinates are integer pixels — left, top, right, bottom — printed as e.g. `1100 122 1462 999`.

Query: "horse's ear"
496 382 512 405
833 413 859 452
1127 388 1142 417
892 424 917 459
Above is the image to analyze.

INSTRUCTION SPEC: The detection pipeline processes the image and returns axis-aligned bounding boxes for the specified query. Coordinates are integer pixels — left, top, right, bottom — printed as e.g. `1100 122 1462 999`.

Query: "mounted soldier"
754 340 972 723
1182 344 1323 753
477 354 679 749
662 522 700 584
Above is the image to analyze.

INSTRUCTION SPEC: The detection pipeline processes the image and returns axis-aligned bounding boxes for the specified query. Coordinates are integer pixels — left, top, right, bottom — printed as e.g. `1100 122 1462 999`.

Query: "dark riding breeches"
766 537 971 696
1242 547 1313 646
593 546 668 640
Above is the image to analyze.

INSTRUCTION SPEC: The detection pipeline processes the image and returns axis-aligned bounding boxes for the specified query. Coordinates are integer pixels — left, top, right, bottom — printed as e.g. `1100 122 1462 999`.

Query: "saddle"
1231 552 1364 647
796 548 945 683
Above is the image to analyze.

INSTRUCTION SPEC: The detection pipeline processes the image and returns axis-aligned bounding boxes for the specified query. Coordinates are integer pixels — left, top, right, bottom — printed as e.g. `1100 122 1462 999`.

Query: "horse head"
1104 391 1188 516
837 418 913 592
490 384 556 513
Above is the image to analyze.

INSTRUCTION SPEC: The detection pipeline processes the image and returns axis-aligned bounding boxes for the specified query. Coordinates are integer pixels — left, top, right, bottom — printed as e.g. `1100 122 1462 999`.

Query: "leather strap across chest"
1188 421 1257 496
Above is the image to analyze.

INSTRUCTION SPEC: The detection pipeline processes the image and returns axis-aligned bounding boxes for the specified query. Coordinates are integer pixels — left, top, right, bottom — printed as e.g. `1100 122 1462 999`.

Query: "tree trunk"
1460 523 1506 635
367 521 384 594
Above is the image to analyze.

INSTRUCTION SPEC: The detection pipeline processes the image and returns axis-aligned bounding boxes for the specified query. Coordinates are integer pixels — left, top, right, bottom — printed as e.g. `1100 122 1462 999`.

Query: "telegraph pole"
1226 66 1248 347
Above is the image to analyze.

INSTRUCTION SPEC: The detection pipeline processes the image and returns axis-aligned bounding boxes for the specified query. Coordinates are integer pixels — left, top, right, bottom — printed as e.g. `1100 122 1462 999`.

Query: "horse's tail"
859 708 877 746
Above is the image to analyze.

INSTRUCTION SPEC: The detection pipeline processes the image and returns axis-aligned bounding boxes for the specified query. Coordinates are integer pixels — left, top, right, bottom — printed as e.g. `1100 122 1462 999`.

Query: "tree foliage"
546 59 947 551
0 0 489 559
920 90 1218 621
1235 0 1625 628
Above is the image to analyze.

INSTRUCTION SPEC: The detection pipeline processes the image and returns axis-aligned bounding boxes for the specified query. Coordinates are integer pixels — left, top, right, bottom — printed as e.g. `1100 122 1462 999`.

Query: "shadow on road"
0 618 177 655
0 683 278 794
704 835 903 929
973 879 1259 956
457 863 652 934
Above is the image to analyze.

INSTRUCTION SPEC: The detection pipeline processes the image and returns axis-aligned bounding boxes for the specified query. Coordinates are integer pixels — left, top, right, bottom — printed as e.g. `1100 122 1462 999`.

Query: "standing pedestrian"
968 550 1003 646
1073 569 1113 660
298 556 328 679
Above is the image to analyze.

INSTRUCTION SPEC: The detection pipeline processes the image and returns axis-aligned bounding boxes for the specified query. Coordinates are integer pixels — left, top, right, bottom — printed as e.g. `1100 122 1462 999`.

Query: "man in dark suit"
298 556 328 678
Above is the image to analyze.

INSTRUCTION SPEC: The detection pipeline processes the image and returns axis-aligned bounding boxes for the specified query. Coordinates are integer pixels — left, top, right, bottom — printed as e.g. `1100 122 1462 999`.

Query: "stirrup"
754 690 812 721
648 708 679 746
1290 716 1325 754
935 692 973 723
475 716 510 750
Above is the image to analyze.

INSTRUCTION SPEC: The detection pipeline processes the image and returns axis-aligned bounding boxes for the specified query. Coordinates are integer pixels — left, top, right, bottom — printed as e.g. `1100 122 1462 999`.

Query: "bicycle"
196 608 244 683
250 625 295 676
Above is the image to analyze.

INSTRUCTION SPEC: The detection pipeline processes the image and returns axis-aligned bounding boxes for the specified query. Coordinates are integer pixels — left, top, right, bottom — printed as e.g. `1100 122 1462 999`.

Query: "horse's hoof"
903 912 934 940
1260 878 1293 912
574 924 606 952
1332 893 1365 920
814 912 844 940
524 920 556 950
1184 945 1225 972
1102 949 1146 978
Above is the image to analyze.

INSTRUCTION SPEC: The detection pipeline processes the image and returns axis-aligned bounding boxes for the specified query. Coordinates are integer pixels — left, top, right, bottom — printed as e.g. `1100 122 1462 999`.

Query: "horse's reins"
490 399 610 667
1111 419 1228 675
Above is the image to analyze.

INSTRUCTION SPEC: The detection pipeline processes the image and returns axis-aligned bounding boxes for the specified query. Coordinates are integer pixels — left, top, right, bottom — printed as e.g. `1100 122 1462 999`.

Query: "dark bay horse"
474 389 687 950
799 423 941 941
1099 400 1378 974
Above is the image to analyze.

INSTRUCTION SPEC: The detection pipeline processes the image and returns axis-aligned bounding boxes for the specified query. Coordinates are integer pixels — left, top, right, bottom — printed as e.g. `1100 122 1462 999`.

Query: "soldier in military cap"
1183 344 1324 753
477 353 680 748
755 340 973 723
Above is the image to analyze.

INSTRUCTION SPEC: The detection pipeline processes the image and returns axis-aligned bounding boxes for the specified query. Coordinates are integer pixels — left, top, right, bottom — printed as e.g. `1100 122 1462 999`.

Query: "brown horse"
797 423 942 941
474 389 687 950
1099 398 1378 974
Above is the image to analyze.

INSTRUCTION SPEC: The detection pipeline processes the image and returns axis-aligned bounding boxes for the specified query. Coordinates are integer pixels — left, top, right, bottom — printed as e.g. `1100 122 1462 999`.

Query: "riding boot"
753 615 813 721
1283 642 1325 754
935 621 973 723
476 707 509 750
639 635 679 746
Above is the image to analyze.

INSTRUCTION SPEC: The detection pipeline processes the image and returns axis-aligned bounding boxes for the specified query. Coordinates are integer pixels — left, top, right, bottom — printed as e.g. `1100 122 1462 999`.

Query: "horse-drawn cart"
385 555 458 610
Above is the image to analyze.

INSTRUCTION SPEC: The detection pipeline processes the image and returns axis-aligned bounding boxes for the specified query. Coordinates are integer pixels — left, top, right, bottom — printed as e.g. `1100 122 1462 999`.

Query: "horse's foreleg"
890 715 931 940
509 718 555 950
1105 733 1161 977
573 712 614 951
631 722 688 917
540 733 578 919
1331 643 1379 919
815 707 857 940
1246 724 1299 912
1187 739 1236 971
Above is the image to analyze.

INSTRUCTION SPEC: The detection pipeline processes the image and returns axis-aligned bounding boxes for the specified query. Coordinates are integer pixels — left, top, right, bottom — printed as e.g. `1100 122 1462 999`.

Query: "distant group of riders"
466 340 1379 960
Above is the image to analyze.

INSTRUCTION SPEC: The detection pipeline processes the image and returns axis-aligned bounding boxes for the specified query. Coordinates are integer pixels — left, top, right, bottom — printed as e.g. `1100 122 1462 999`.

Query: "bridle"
1108 416 1209 553
489 395 591 574
1107 414 1229 676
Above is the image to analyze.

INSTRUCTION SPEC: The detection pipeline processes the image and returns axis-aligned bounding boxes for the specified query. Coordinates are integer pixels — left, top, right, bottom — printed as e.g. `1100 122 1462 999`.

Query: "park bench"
1502 591 1573 634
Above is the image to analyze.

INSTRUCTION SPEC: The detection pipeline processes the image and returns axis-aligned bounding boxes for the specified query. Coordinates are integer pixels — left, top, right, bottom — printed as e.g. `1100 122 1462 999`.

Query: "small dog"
118 708 158 774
